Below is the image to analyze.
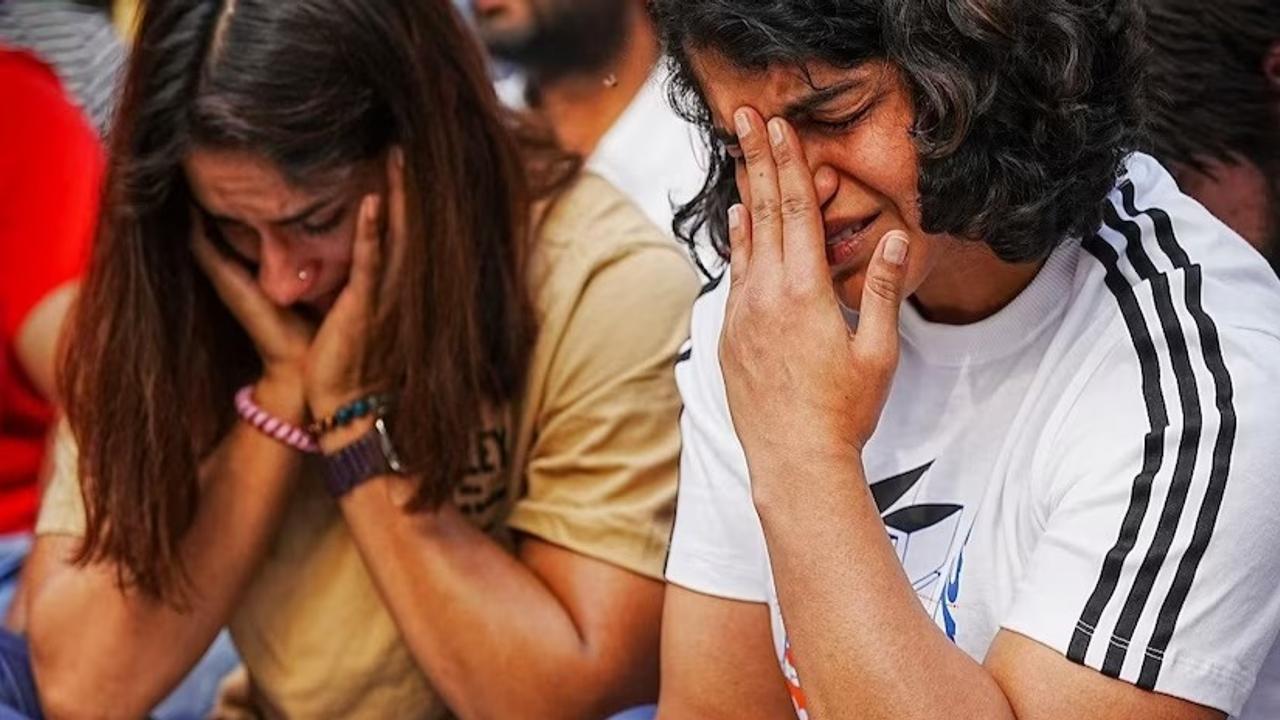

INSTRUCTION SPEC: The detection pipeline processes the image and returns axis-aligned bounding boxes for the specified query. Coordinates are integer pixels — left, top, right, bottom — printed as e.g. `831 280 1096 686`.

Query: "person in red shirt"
0 46 102 607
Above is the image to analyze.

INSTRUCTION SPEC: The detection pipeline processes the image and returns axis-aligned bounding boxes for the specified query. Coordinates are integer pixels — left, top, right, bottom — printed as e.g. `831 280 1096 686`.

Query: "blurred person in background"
474 0 711 271
2 0 693 718
1142 0 1280 273
0 45 101 624
0 0 126 135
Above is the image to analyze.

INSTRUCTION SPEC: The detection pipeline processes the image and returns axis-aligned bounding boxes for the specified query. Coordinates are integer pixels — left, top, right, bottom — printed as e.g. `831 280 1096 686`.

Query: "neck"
911 241 1047 325
530 5 660 156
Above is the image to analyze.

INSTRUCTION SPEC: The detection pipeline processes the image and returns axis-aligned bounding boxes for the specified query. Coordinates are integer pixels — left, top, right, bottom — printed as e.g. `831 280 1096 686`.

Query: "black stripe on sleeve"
1069 235 1171 666
1097 201 1204 682
1116 184 1239 690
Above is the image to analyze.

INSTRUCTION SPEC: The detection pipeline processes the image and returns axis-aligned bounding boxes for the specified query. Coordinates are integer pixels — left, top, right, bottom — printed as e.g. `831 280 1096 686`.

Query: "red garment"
0 48 103 534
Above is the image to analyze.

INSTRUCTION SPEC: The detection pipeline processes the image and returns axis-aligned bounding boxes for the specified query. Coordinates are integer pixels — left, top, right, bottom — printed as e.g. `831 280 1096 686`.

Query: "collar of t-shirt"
895 238 1080 367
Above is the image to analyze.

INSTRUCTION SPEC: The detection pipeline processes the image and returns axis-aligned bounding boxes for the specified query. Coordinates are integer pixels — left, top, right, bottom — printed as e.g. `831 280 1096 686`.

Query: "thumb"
850 230 910 372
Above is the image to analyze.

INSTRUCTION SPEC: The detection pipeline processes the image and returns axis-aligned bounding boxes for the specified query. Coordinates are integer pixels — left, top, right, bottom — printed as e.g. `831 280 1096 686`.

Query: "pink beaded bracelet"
234 385 321 454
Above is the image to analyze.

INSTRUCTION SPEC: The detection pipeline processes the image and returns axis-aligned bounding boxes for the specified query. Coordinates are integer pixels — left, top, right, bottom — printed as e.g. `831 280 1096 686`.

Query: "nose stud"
298 268 310 282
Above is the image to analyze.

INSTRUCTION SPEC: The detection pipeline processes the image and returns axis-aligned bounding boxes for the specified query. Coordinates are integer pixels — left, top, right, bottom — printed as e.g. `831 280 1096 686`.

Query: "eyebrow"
712 78 867 148
208 195 339 227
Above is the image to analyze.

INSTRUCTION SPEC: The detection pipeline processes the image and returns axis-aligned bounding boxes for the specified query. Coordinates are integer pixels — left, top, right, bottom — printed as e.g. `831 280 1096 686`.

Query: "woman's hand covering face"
717 107 911 483
192 149 407 416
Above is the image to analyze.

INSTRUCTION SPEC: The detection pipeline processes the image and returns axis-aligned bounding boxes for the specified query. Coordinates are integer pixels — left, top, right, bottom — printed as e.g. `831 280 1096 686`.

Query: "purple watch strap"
323 428 388 497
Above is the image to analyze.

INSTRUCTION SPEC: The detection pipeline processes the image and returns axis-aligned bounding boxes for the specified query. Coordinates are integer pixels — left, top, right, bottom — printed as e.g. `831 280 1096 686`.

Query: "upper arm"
664 274 772 603
1001 328 1280 717
13 282 77 400
0 53 100 363
657 584 794 720
987 630 1223 720
658 277 793 717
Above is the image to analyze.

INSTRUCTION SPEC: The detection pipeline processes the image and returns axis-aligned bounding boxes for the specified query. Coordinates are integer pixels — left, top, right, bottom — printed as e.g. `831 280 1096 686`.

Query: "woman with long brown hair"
1 0 695 717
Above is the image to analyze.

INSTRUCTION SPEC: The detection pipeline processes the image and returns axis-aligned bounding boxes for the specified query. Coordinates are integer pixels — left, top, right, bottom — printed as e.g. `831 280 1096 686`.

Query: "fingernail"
728 204 742 230
768 119 784 147
734 109 751 139
883 231 909 266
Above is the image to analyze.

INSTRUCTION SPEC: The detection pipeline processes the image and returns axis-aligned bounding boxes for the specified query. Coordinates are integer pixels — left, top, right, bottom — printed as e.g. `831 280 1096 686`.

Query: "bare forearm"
752 451 1014 720
339 480 637 720
28 380 305 717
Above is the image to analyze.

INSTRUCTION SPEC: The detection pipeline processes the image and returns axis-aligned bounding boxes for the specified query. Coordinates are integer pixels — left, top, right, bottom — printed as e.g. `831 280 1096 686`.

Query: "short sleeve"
506 241 697 580
663 273 772 603
1003 327 1280 716
34 419 87 537
0 50 101 339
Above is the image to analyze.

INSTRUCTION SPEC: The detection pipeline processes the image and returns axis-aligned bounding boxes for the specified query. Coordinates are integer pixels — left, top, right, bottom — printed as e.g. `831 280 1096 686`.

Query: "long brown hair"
61 0 576 600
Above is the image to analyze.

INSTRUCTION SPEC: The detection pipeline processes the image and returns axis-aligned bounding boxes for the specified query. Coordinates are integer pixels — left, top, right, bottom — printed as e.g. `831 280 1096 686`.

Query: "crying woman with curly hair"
652 1 1280 719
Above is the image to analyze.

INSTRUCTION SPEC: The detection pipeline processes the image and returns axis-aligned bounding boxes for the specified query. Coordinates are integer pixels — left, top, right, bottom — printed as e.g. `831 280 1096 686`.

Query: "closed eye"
207 220 259 270
803 93 883 136
808 107 873 135
300 207 346 236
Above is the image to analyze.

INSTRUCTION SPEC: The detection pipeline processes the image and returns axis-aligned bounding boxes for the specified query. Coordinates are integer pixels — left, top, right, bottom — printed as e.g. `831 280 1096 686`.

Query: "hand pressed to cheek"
305 149 409 420
305 194 385 417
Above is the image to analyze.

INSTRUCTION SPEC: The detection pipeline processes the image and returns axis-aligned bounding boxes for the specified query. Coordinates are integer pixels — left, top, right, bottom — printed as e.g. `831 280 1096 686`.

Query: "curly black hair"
651 0 1149 274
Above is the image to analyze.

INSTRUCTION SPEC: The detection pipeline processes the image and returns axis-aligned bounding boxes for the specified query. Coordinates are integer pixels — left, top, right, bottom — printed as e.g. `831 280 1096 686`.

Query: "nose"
257 235 317 307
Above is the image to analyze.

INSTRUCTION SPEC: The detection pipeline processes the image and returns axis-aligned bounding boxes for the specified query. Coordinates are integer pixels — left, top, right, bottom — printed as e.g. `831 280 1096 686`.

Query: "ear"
1264 40 1280 92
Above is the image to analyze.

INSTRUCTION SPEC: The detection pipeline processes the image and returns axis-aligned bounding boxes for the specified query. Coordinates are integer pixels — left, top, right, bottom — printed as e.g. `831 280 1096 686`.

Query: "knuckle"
780 194 814 219
864 273 902 303
771 139 792 162
783 275 818 302
742 283 774 314
741 139 770 164
752 197 781 224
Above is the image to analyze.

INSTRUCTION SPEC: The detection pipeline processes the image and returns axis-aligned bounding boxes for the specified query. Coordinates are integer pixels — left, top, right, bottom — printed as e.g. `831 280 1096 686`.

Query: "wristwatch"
322 416 405 497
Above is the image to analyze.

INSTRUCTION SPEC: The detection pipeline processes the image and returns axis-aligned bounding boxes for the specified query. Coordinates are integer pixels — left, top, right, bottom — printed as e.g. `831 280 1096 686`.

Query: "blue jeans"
0 629 39 719
0 534 240 720
0 535 32 618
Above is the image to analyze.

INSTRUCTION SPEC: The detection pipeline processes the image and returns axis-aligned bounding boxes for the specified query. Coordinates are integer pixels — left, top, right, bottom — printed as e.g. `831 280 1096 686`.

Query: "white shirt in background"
495 65 714 271
586 66 707 247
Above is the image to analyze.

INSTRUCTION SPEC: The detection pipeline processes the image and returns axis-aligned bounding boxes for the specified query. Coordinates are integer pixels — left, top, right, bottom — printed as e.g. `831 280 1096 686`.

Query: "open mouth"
824 212 881 269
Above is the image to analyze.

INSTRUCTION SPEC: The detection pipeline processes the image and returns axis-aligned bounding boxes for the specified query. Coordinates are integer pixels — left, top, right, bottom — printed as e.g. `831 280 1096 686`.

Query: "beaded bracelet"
309 393 393 436
234 385 321 454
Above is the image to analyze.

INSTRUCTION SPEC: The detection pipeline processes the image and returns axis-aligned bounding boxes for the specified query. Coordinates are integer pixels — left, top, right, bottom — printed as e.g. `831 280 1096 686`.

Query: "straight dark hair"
61 0 576 601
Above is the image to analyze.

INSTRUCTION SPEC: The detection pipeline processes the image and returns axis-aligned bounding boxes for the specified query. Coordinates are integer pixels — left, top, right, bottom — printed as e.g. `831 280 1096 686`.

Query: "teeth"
827 222 865 246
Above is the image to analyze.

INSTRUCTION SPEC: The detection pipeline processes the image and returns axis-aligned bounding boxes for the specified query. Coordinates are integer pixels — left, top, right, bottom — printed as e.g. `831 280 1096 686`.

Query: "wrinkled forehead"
685 48 892 132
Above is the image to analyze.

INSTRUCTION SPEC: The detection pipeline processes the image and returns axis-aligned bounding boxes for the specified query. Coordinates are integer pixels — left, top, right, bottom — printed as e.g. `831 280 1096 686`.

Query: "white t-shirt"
665 153 1280 719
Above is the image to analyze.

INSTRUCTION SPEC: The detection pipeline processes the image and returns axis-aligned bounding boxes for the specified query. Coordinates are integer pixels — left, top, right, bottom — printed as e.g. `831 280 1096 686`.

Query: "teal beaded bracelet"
309 393 393 436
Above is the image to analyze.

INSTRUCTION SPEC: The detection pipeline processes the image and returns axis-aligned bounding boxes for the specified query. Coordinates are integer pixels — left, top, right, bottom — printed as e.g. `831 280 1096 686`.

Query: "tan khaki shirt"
37 173 697 718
